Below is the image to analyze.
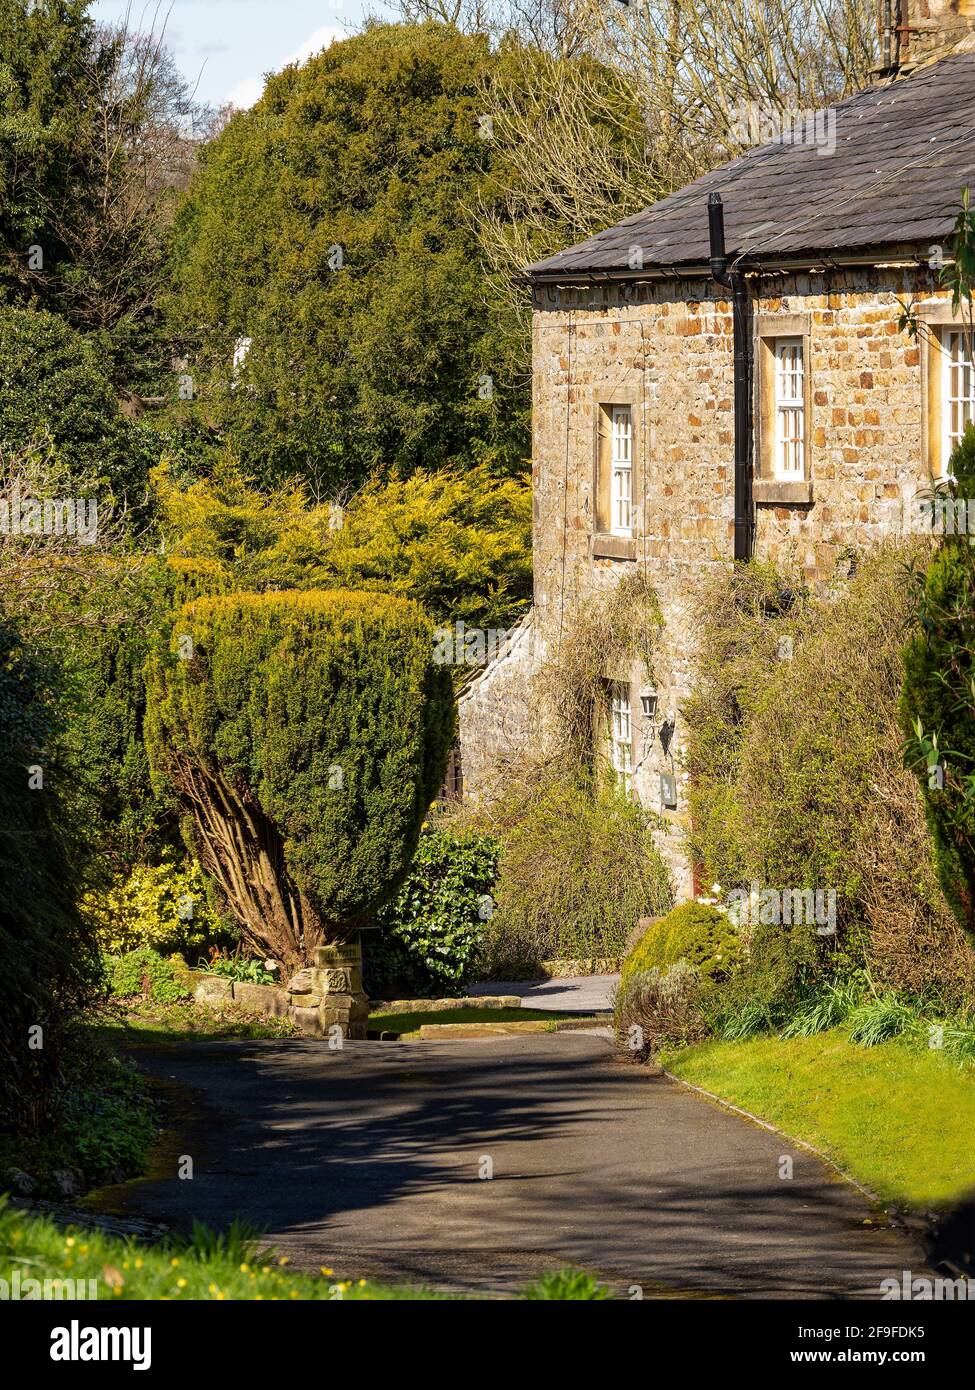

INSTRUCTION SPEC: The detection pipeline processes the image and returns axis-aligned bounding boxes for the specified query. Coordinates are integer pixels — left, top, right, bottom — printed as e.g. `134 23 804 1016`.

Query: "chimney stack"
889 0 975 74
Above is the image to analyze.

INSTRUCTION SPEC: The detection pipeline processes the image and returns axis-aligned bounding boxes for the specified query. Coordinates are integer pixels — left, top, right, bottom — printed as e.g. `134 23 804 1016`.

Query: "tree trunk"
169 753 349 971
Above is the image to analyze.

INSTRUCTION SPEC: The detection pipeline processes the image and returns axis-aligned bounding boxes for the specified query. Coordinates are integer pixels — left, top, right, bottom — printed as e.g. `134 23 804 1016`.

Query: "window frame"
592 389 642 555
753 313 813 506
609 405 634 537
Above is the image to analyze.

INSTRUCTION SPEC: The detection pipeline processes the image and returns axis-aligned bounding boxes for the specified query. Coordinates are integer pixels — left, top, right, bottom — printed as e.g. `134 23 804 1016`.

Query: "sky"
91 0 396 110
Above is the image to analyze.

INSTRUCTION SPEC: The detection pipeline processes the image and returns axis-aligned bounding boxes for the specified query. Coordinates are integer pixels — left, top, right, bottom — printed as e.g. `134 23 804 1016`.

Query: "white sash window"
610 406 633 536
609 685 633 795
944 329 975 469
774 337 805 479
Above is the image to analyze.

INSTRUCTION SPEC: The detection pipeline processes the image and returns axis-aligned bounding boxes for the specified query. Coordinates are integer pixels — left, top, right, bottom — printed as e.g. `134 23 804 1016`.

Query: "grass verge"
662 1028 975 1210
0 1201 609 1301
0 1201 443 1300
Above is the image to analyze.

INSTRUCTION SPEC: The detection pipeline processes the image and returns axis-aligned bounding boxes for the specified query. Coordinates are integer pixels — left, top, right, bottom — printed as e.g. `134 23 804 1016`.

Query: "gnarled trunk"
170 753 344 971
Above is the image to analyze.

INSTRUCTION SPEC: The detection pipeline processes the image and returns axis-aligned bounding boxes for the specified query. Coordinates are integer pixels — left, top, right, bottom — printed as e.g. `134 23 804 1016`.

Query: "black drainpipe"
707 191 754 563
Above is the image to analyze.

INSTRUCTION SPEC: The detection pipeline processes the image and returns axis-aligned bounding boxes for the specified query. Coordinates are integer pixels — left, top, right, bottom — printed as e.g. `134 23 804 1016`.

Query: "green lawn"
369 1007 594 1037
662 1029 975 1210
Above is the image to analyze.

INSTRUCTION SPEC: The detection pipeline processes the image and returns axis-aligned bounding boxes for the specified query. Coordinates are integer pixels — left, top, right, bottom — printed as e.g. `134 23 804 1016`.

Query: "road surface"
112 1032 921 1298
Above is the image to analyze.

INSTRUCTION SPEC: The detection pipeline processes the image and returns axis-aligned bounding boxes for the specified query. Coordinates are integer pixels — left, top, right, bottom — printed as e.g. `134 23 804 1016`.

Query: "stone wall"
462 267 955 898
457 611 539 802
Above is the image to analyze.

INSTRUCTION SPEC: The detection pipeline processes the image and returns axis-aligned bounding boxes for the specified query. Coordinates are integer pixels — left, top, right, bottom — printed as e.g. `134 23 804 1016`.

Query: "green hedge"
365 824 499 996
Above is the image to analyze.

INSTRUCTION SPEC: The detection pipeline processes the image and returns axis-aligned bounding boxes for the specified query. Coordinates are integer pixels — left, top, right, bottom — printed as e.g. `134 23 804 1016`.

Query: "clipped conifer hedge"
144 589 454 967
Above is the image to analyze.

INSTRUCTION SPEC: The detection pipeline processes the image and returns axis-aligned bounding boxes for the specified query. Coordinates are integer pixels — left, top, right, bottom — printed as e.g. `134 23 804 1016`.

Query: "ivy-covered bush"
364 824 500 997
105 948 190 1004
622 901 739 987
82 852 226 956
145 589 455 968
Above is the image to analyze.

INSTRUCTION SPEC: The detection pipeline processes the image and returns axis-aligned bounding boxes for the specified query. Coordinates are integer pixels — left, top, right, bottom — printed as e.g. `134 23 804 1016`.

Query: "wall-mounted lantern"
640 688 658 720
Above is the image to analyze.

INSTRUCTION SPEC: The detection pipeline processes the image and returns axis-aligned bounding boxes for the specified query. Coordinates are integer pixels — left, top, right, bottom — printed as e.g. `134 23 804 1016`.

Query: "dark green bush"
364 823 500 997
0 306 158 507
0 615 102 1134
145 588 455 968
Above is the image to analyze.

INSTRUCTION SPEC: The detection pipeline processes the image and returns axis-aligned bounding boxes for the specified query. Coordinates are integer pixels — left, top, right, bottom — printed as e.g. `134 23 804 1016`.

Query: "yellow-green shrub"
83 854 222 956
621 901 738 987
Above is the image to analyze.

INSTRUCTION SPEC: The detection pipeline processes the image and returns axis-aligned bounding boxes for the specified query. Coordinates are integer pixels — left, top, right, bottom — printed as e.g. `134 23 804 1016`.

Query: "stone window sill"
753 478 813 506
593 533 637 560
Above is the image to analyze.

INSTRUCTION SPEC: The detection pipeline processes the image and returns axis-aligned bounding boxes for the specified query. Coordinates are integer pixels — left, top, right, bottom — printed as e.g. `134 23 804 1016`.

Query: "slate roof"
526 51 975 280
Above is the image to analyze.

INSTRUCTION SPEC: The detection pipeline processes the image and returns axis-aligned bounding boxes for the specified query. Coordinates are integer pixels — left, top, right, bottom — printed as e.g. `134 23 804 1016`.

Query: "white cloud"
225 25 345 110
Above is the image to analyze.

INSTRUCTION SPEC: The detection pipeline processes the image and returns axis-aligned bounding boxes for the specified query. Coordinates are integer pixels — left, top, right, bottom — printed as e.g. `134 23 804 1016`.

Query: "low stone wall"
194 941 370 1039
369 995 522 1013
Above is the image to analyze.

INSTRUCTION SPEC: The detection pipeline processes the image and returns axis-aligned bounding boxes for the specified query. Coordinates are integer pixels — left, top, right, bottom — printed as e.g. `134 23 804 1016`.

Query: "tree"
0 0 213 390
144 589 455 967
165 21 528 493
152 456 532 630
474 0 877 355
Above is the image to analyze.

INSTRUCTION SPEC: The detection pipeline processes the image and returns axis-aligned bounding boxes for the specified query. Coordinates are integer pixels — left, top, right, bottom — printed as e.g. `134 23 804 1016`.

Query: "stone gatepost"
286 938 370 1040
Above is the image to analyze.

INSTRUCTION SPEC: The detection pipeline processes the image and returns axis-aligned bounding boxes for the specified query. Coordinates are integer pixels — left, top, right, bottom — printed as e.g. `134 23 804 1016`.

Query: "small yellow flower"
171 1257 180 1267
240 1263 250 1273
278 1256 289 1265
358 1279 367 1286
177 1278 187 1289
320 1267 333 1276
66 1237 76 1248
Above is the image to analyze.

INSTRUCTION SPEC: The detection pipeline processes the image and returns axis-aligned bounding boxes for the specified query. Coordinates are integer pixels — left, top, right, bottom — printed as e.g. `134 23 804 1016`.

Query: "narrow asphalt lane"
113 1033 921 1297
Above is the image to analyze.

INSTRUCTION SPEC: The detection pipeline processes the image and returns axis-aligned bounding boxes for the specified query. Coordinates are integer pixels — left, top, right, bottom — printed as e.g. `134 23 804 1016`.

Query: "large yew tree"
144 589 454 968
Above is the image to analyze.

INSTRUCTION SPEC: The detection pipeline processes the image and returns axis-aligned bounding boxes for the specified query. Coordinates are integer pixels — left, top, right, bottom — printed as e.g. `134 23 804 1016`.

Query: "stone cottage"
459 4 975 895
